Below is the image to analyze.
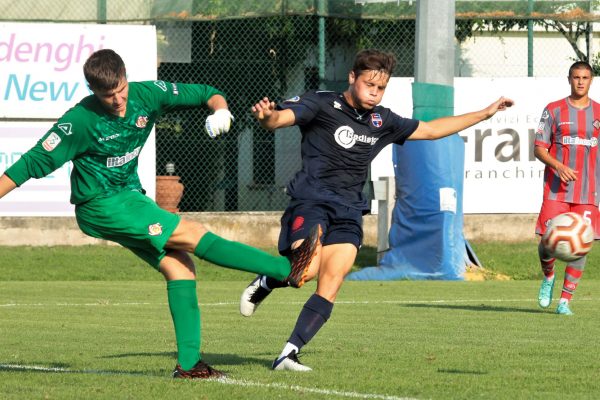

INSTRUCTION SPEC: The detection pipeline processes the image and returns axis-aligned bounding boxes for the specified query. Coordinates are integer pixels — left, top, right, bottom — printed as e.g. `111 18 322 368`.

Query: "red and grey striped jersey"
535 97 600 205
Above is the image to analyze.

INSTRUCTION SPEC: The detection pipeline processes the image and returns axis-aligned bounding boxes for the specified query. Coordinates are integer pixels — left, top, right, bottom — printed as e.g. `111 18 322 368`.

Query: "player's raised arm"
204 94 233 138
0 174 17 200
251 97 295 131
409 96 514 140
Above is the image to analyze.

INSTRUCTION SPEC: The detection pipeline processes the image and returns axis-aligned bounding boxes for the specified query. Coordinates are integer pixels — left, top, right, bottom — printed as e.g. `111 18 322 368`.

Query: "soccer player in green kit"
0 49 321 379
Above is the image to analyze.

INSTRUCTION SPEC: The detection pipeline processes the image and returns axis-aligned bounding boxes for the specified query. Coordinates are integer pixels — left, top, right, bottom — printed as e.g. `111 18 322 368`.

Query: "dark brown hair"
568 60 593 78
351 49 397 78
83 49 127 91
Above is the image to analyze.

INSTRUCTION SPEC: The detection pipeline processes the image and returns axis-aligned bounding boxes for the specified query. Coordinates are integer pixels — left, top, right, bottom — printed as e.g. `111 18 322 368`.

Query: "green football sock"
167 280 201 371
194 232 291 281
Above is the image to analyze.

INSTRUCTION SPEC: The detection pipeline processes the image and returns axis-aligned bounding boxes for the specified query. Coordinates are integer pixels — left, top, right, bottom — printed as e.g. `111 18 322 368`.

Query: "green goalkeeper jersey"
5 80 223 205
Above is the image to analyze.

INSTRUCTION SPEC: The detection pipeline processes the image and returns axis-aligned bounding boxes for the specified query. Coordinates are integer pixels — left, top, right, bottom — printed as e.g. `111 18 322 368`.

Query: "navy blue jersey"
279 90 419 211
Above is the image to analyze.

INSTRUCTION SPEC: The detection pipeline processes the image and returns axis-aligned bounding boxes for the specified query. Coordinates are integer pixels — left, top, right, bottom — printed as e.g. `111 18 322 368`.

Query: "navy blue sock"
265 276 288 289
287 294 333 350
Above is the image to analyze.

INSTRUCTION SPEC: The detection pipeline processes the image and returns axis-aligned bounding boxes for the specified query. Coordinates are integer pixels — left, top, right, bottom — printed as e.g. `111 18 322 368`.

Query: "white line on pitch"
1 298 596 308
0 364 416 400
219 377 417 400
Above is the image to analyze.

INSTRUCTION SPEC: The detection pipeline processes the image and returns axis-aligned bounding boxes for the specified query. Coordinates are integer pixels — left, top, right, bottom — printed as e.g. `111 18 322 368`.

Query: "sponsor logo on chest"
333 126 379 149
562 136 598 147
106 146 142 168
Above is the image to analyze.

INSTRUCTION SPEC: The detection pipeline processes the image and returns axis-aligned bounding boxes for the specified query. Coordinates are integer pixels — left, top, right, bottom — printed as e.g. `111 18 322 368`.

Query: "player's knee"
160 250 196 280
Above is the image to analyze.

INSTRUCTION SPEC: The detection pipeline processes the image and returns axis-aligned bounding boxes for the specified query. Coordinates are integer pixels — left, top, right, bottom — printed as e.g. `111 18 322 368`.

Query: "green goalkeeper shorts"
75 190 181 270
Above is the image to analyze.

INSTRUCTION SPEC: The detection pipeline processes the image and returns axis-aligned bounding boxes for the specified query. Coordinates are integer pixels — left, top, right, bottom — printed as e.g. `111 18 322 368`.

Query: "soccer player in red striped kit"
535 61 600 315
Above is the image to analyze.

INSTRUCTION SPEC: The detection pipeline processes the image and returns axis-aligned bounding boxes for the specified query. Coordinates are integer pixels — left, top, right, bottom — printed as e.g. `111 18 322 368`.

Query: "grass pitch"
1 243 599 399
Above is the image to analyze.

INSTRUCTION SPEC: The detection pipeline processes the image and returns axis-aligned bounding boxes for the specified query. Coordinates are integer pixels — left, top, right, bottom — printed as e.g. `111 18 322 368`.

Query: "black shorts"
278 199 363 256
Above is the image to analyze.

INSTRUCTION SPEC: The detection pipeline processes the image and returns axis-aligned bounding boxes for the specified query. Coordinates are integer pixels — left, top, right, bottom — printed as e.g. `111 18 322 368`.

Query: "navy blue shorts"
278 199 363 256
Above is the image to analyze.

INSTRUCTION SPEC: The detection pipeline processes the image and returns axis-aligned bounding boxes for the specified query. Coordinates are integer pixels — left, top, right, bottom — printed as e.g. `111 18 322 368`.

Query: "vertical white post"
375 176 395 263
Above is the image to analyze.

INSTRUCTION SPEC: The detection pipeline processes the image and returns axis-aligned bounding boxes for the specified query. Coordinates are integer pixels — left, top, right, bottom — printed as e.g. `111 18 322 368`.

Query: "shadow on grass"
403 303 545 314
437 368 488 375
1 350 276 376
101 351 275 369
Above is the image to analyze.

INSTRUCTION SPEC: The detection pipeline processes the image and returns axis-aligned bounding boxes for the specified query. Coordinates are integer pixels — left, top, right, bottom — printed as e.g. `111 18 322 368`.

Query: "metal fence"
155 16 416 211
1 0 599 211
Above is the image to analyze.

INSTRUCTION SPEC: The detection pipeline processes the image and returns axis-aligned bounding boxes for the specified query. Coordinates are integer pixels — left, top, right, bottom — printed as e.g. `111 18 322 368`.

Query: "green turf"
471 239 600 280
1 243 599 399
1 280 599 399
2 240 600 281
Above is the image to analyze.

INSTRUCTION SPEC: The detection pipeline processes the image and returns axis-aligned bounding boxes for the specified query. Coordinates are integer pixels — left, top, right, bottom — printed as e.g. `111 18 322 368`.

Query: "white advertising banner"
0 23 157 118
376 77 600 214
0 23 157 216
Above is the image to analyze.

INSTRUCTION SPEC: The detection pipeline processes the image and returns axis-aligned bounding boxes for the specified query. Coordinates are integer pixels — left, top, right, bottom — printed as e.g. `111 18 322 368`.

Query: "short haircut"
568 60 593 78
352 49 397 78
83 49 127 91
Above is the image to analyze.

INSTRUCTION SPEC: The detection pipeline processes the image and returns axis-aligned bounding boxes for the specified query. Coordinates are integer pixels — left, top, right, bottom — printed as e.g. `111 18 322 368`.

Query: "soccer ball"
542 212 594 262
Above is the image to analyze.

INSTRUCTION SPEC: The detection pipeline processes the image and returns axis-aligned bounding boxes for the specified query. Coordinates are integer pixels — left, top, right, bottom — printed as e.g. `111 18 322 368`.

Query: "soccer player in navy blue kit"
240 49 514 371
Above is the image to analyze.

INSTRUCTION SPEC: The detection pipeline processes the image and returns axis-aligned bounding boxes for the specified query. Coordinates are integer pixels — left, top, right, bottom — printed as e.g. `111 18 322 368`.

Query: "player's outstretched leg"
194 224 321 285
240 224 322 316
285 224 322 288
240 276 272 317
172 360 226 379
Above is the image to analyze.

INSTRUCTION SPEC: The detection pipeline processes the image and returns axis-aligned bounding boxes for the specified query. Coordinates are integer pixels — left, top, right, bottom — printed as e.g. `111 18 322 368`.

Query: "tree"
456 1 598 64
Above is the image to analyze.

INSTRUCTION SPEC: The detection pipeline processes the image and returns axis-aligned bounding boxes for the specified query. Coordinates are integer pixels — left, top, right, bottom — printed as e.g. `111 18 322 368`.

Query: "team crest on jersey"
594 119 600 130
42 132 61 151
58 123 73 135
136 115 149 128
371 113 383 128
148 223 163 236
284 96 300 103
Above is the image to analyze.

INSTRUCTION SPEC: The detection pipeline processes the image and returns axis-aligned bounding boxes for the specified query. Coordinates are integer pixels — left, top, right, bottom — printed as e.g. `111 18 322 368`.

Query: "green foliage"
455 1 598 64
591 51 600 75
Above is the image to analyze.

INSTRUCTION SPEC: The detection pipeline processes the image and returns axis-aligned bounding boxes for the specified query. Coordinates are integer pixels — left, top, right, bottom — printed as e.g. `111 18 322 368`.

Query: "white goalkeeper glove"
205 109 233 138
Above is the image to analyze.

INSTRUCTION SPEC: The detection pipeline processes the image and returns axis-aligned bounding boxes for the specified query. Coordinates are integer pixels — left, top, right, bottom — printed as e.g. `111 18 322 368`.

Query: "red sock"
541 258 555 280
560 266 583 301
